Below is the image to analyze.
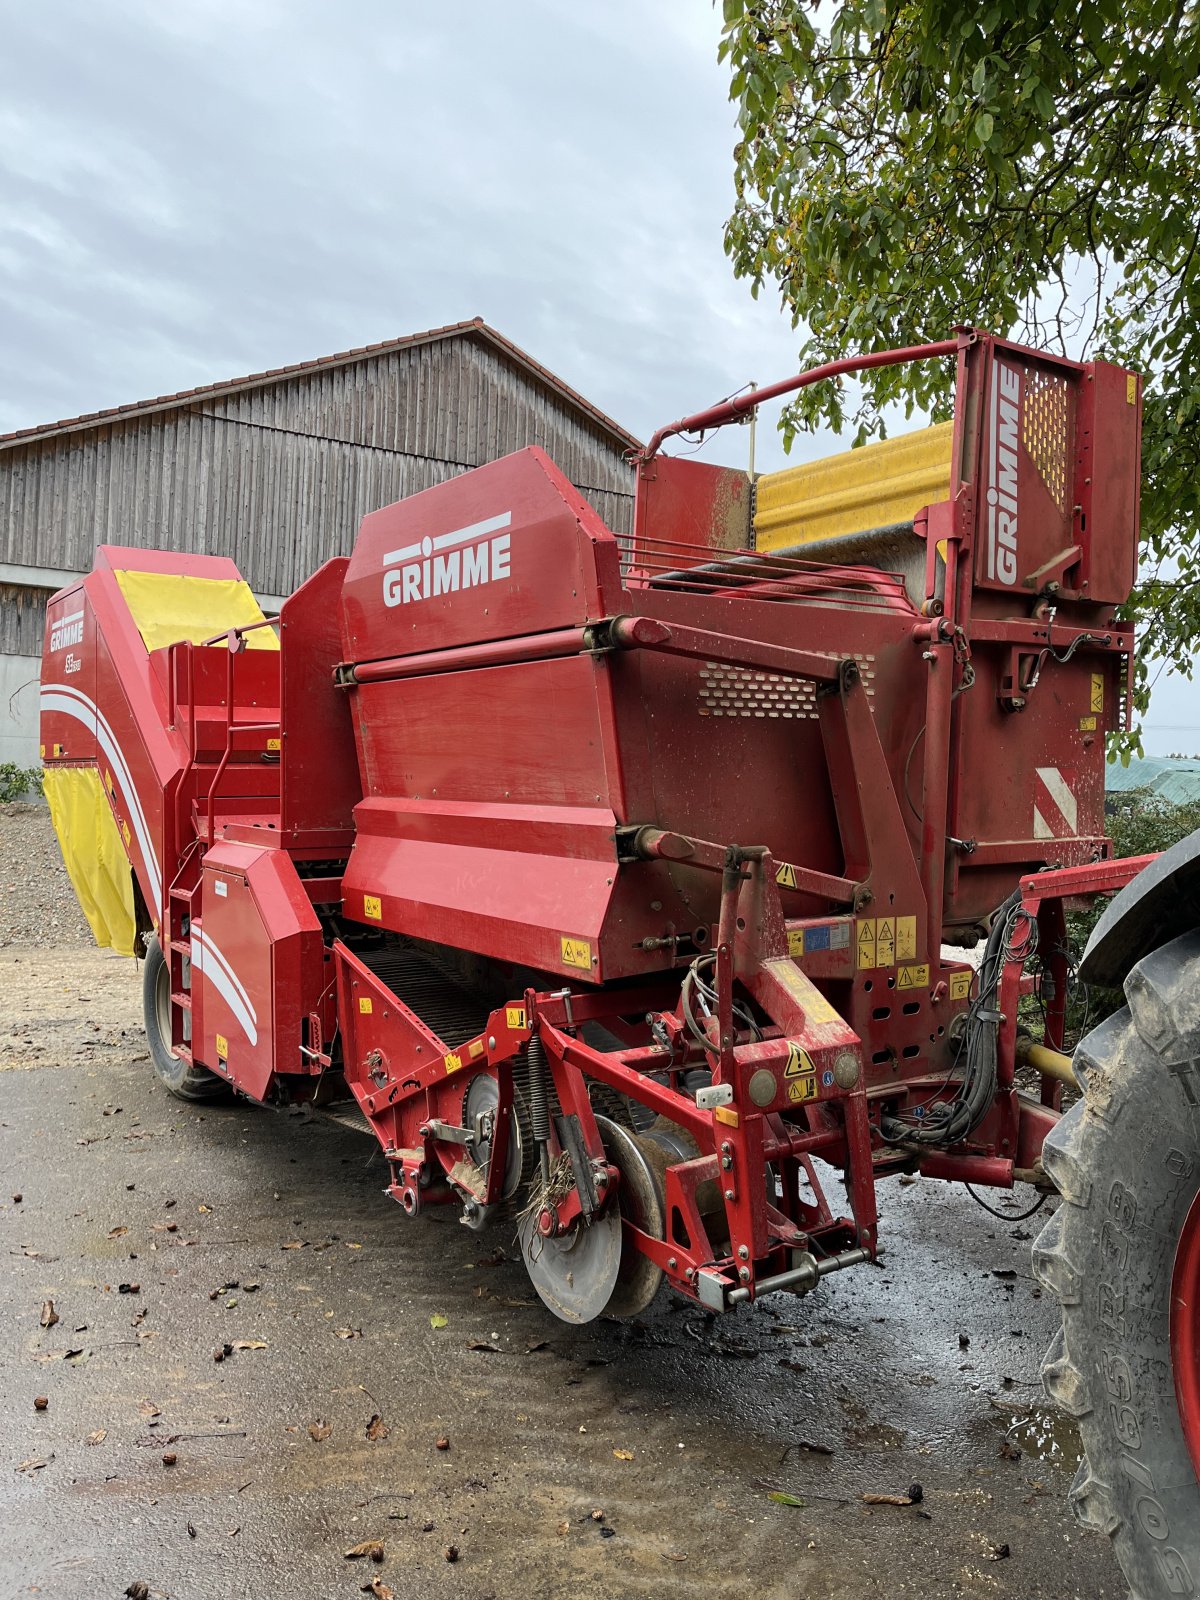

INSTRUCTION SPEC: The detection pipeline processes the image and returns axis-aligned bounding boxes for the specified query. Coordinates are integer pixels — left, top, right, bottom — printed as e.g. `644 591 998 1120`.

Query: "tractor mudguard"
1079 826 1200 988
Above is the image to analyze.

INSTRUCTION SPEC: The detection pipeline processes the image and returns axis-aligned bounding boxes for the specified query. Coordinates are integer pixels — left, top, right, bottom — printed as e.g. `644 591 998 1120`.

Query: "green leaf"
768 1491 807 1508
974 111 994 143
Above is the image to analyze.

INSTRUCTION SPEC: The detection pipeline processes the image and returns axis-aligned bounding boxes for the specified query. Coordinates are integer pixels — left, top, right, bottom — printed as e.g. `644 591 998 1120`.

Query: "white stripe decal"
191 931 258 1046
383 510 512 569
1036 766 1078 833
40 684 163 905
1033 805 1053 840
192 928 256 1024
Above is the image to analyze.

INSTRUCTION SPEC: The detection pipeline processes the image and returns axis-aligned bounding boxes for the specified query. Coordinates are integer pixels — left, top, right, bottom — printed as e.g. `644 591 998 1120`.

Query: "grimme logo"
986 361 1021 585
382 511 512 607
49 608 84 651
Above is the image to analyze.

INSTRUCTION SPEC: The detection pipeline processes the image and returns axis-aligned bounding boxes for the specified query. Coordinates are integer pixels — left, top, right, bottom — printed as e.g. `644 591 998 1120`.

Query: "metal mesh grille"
1021 368 1069 511
698 656 876 719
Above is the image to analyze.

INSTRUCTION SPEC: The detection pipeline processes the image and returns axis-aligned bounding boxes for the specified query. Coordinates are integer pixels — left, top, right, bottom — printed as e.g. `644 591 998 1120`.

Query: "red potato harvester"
41 329 1200 1598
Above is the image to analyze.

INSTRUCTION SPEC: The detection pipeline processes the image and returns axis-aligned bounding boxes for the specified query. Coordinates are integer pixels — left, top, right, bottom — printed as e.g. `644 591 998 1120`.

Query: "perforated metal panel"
1021 367 1069 511
698 657 877 719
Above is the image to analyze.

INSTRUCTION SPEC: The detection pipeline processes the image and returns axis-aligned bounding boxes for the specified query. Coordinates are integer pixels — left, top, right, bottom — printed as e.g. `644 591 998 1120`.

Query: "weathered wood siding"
0 335 634 601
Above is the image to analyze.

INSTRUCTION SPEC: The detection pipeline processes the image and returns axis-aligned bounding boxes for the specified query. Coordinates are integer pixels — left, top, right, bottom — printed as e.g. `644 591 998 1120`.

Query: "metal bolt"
488 1036 496 1050
668 1257 677 1271
724 1188 735 1201
685 1268 695 1282
737 1246 749 1261
738 1266 751 1283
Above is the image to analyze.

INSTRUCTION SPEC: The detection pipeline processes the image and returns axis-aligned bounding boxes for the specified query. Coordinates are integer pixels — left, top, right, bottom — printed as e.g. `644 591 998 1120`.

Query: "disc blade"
518 1205 622 1324
596 1115 667 1320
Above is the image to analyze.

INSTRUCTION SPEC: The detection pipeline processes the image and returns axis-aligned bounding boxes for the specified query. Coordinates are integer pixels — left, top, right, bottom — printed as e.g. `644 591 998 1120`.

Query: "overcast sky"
1 0 1194 751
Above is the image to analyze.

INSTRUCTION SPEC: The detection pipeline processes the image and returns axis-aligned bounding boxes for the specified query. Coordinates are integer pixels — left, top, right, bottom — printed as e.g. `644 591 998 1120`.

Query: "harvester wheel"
1034 930 1200 1599
142 937 227 1101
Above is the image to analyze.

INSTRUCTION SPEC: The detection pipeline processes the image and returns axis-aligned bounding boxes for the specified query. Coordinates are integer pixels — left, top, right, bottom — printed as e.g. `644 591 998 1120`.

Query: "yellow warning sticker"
895 964 930 990
267 737 281 751
1079 715 1098 732
787 1076 818 1104
949 970 972 1001
121 819 131 847
776 861 799 890
358 997 373 1015
39 744 45 759
875 916 895 967
1090 673 1104 714
505 1006 527 1030
215 1033 228 1061
896 915 916 962
444 1051 464 1074
857 918 876 970
363 894 382 921
560 936 592 971
53 743 63 757
1126 373 1137 406
804 990 840 1026
787 928 805 957
785 1042 816 1079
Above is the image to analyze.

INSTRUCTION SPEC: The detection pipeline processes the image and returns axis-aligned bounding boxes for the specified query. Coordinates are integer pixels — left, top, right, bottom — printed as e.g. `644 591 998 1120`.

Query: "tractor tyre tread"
1033 930 1200 1600
142 937 227 1102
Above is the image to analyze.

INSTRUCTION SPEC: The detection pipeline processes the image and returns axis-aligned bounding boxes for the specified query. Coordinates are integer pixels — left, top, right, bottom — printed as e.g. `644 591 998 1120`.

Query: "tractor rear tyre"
142 936 226 1101
1034 930 1200 1600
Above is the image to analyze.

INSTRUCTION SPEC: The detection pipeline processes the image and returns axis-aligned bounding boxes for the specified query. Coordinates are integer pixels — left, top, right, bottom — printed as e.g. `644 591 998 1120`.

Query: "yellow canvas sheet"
113 570 279 653
43 765 138 956
754 421 953 550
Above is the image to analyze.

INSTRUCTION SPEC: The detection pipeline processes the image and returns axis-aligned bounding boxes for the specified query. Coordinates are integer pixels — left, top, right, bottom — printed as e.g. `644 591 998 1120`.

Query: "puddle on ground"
1003 1402 1083 1466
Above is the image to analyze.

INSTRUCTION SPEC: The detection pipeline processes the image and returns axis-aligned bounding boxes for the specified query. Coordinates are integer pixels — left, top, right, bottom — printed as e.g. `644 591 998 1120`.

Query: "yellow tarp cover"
754 420 953 550
113 570 279 652
43 766 138 956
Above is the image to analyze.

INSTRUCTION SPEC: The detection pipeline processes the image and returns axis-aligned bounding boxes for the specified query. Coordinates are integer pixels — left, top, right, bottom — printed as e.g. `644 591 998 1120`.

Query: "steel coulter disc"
518 1202 622 1325
596 1114 668 1320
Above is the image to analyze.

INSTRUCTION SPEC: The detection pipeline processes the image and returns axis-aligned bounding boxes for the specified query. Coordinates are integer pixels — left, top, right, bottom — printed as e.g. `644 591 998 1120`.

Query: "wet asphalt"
0 950 1124 1600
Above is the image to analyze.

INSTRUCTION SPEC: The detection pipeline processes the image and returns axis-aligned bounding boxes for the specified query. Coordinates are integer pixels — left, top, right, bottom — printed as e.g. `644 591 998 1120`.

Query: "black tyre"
1034 929 1200 1599
142 936 226 1101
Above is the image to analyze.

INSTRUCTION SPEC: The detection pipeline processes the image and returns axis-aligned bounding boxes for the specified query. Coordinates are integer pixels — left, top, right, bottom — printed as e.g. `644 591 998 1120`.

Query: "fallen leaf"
231 1340 267 1351
862 1493 914 1506
40 1300 59 1329
187 1522 197 1539
344 1540 385 1562
612 1449 634 1461
280 1241 308 1250
989 1543 1012 1561
525 1339 549 1353
125 1584 150 1600
86 1429 107 1445
443 1545 459 1563
108 1226 129 1238
430 1313 448 1330
345 1241 363 1249
360 1580 396 1599
366 1414 389 1441
467 1339 499 1353
138 1400 161 1419
334 1328 361 1340
308 1419 332 1442
16 1458 50 1474
768 1490 806 1508
556 1520 570 1536
198 1205 212 1214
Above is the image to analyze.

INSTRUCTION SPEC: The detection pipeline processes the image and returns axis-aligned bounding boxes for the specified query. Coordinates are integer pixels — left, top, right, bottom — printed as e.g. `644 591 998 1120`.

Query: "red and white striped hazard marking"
1033 766 1078 839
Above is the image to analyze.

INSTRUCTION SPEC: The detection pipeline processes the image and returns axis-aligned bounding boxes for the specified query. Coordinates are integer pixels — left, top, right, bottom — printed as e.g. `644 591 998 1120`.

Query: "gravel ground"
0 802 91 950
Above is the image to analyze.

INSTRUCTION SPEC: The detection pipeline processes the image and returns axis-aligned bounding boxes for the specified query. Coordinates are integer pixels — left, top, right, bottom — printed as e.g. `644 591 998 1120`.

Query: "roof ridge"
0 319 640 452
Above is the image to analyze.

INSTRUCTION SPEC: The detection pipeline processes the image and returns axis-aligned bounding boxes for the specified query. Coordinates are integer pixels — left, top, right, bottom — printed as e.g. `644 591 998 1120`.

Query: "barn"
0 318 638 769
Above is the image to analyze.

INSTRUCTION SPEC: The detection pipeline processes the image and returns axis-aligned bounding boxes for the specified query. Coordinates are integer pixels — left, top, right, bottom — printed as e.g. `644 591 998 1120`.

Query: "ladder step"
173 1044 193 1066
171 992 193 1012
